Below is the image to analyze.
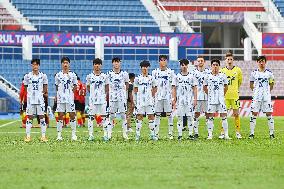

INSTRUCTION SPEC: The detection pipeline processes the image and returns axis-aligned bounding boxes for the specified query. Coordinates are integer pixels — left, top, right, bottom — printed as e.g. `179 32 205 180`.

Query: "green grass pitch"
0 117 283 189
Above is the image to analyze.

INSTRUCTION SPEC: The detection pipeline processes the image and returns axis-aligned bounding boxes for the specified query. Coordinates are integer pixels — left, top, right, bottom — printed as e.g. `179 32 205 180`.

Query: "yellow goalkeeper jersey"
221 66 243 99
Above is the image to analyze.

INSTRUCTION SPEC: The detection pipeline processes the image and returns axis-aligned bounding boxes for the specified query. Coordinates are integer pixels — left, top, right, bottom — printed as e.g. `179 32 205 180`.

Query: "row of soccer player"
22 53 275 142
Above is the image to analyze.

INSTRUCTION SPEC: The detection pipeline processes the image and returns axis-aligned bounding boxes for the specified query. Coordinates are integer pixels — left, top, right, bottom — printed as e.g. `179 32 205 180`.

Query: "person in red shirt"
19 78 27 128
74 76 86 127
79 81 86 126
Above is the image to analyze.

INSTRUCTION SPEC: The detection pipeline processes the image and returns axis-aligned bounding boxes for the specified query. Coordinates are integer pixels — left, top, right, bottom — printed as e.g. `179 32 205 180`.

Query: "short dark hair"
61 56 70 64
159 55 168 61
112 57 121 63
211 59 220 66
197 55 205 60
225 52 233 58
93 58 102 65
256 55 267 62
31 58 40 65
140 60 151 68
129 73 135 79
179 59 189 66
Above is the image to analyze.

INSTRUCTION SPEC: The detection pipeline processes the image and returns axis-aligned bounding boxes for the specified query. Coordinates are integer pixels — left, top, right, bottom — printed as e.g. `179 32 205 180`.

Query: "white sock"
155 115 161 136
57 120 63 138
39 118 46 137
70 119 76 136
187 116 193 136
168 114 174 135
108 114 115 139
177 117 183 137
102 117 109 138
222 117 229 137
250 116 256 135
88 116 94 137
267 115 274 135
121 113 128 134
149 120 155 136
193 117 199 135
136 120 142 136
26 119 32 137
207 117 214 137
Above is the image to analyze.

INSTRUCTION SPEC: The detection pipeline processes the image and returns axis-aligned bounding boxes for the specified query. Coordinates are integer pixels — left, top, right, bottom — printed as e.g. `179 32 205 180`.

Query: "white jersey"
173 72 197 105
23 72 48 105
192 68 211 100
250 69 274 102
107 70 129 102
134 74 155 107
152 68 175 101
86 72 108 105
55 71 77 104
204 72 228 105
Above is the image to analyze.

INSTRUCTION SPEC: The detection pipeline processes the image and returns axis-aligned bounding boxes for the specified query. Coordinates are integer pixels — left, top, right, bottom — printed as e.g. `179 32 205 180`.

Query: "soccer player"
19 78 27 128
204 59 230 140
86 58 109 141
192 56 210 138
55 57 78 141
249 55 275 139
107 57 129 140
74 76 86 127
23 58 48 142
133 60 156 141
152 55 176 139
126 73 135 132
220 52 243 139
173 59 197 140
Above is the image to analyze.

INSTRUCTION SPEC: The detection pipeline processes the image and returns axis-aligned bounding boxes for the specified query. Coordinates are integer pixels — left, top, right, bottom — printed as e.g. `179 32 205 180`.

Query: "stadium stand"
157 0 265 12
273 0 284 17
0 5 21 30
10 0 160 32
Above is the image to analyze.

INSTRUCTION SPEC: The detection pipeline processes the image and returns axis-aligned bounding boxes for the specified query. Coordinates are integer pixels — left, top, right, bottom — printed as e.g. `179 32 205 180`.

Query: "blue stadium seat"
11 0 160 32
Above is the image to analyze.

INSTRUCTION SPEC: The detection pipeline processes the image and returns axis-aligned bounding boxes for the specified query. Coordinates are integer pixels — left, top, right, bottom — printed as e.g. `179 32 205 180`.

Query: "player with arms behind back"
152 55 176 140
204 59 230 140
23 58 48 142
55 57 78 141
86 58 109 141
173 59 197 140
192 55 211 138
249 55 275 139
220 52 243 139
133 60 157 141
107 57 129 140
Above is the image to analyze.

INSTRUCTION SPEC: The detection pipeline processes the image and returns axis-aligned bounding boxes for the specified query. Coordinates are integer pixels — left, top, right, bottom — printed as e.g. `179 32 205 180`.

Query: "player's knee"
252 112 258 117
69 113 76 120
266 113 272 117
148 114 155 120
195 112 200 118
233 112 239 117
137 114 143 120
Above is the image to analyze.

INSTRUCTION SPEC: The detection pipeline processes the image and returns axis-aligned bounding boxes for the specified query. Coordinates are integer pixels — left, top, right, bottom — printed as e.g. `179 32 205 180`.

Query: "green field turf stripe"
0 120 20 128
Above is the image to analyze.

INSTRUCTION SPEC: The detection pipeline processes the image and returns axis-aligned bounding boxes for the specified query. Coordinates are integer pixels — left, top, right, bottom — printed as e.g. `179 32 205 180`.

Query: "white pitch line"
0 120 20 128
